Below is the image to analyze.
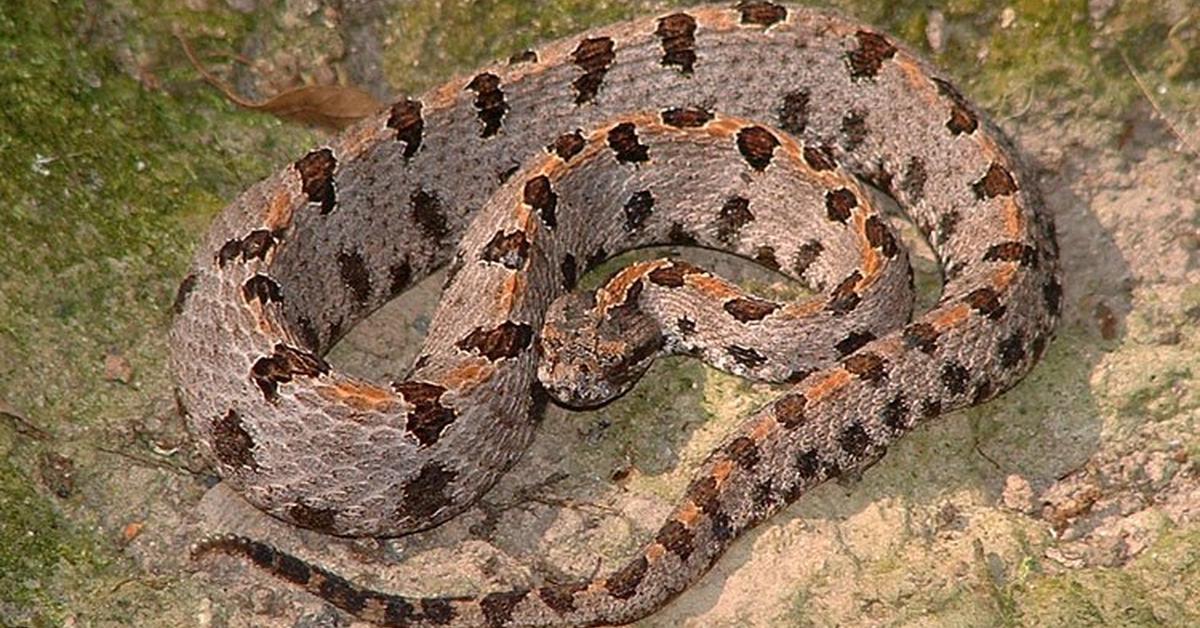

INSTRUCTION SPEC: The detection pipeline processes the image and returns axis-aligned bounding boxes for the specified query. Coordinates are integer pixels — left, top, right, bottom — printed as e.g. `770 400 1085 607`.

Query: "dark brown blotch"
902 156 927 204
288 503 337 532
668 222 698 245
1031 333 1048 362
661 106 712 128
932 77 979 135
774 392 807 429
827 271 863 315
724 296 778 322
270 548 312 585
411 188 449 240
419 598 455 625
802 144 836 171
480 590 529 628
400 461 457 521
835 329 876 356
296 317 320 353
863 215 899 258
623 190 655 231
243 274 283 305
847 30 898 80
778 89 809 135
972 162 1019 199
940 360 970 395
585 246 608 270
608 122 649 164
964 286 1006 320
509 49 538 64
709 511 734 542
538 583 585 615
394 380 456 447
939 210 961 243
882 394 909 431
548 130 586 162
737 0 788 26
754 245 780 271
839 422 872 457
676 316 696 334
716 195 754 243
316 573 368 614
685 474 721 514
793 240 824 279
1043 277 1063 316
998 330 1026 369
481 230 530 270
523 175 558 228
217 239 242 267
785 368 815 384
251 343 330 402
387 98 424 158
389 260 413 297
972 380 995 405
294 148 337 214
560 253 577 290
655 13 698 74
466 72 509 138
843 351 887 383
571 36 616 104
736 125 779 171
457 321 534 361
825 187 857 223
240 229 277 262
840 109 869 152
212 410 257 470
656 520 695 561
381 598 414 625
606 556 648 599
984 241 1039 267
173 273 198 315
726 345 767 369
725 436 760 470
865 163 895 195
337 250 372 306
795 449 822 479
647 260 702 288
498 164 520 183
902 322 939 353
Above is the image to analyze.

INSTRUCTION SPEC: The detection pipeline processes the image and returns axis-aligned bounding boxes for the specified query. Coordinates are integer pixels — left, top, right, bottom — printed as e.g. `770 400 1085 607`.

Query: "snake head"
537 288 664 409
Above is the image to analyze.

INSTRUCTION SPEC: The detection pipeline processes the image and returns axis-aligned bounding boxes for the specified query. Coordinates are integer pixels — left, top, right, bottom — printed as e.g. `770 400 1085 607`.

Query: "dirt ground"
1 1 1198 626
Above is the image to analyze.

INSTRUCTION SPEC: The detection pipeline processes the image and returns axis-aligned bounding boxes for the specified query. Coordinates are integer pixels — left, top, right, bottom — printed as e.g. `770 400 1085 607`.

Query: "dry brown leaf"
176 31 382 131
245 84 383 130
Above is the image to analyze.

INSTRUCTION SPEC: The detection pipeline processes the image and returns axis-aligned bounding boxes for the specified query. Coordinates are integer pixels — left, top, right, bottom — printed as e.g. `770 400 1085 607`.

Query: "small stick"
1119 48 1198 159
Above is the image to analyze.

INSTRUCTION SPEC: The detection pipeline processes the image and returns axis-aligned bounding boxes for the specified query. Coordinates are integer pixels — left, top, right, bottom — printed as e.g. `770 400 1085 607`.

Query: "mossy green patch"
0 452 103 624
0 0 313 430
0 0 311 623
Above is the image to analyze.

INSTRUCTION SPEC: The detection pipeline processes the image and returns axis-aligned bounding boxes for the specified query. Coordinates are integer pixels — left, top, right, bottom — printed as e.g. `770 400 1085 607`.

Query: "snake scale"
170 2 1062 626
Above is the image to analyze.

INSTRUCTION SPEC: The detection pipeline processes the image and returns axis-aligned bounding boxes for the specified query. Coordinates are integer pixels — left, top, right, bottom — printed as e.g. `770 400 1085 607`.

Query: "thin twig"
1119 48 1198 159
173 30 261 108
0 401 50 440
93 444 200 477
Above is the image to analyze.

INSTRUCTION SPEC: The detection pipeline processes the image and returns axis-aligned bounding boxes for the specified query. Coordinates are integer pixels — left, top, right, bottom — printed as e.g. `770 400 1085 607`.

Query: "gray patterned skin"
173 3 1061 626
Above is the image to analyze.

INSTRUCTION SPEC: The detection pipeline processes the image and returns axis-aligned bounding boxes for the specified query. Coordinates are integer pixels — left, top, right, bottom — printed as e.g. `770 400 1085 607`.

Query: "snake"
169 2 1062 626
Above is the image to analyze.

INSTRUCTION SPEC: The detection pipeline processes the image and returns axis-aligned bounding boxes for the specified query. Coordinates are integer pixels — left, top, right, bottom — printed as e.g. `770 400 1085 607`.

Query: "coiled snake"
170 2 1061 626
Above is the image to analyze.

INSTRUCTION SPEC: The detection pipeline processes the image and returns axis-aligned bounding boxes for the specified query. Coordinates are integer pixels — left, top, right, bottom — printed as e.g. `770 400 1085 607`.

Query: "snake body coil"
171 3 1061 626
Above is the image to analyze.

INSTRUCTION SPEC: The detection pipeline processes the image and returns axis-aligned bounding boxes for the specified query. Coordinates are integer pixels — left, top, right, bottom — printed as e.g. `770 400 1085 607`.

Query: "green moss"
0 453 103 623
0 0 313 425
0 1 310 623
